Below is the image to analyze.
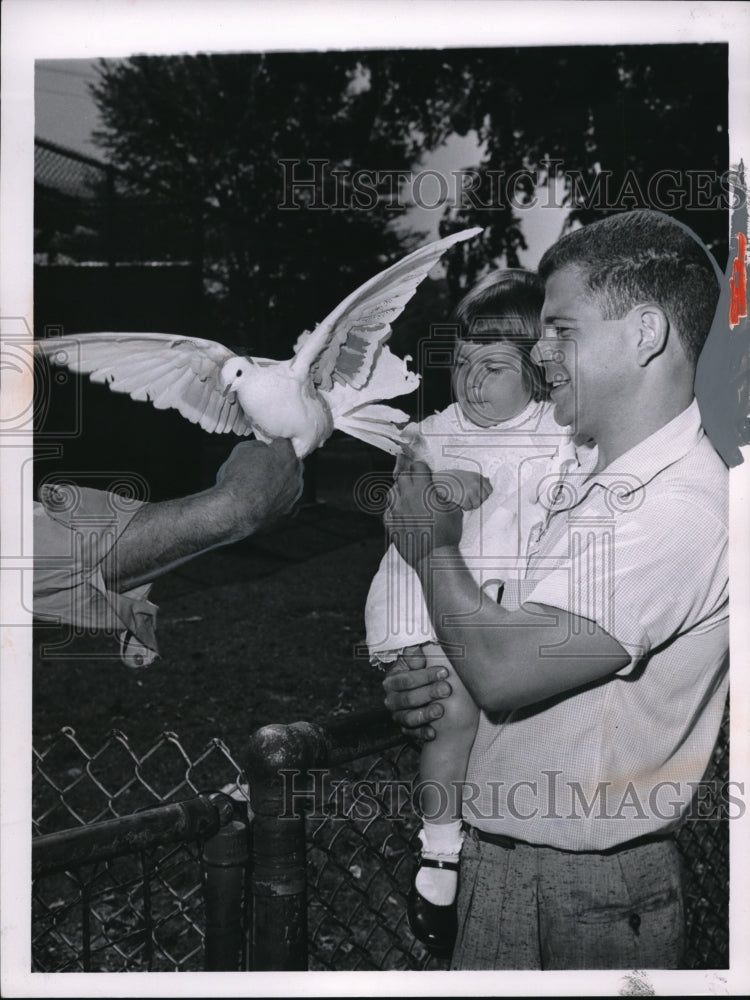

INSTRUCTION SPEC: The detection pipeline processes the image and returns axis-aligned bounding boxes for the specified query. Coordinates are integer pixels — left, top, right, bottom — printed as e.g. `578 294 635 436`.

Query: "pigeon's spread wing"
36 332 255 435
291 227 482 393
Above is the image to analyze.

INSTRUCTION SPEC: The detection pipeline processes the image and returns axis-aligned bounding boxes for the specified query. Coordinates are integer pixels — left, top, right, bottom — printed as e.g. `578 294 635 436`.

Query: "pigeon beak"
221 383 234 398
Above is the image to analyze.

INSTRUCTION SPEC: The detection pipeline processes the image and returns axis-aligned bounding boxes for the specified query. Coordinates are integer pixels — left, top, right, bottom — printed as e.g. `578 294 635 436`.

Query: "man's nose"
531 340 564 367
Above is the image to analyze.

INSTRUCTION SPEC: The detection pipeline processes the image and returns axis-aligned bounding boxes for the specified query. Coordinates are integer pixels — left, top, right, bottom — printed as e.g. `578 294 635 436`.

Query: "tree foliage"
91 53 440 354
90 45 729 354
384 46 728 268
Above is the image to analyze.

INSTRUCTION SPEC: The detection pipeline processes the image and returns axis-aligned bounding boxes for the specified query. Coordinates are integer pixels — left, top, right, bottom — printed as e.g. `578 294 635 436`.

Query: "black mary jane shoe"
407 856 459 958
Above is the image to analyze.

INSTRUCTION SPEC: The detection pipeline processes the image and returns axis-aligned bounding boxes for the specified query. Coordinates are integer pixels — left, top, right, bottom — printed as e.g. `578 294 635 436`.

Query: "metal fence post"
245 721 327 971
202 818 250 971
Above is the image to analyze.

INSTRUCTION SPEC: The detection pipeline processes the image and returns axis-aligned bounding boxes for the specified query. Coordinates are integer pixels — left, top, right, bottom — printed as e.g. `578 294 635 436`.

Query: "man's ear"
632 304 669 367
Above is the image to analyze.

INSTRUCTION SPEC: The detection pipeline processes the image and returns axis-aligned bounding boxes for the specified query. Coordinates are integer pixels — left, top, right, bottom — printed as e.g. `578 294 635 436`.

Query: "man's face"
533 266 631 438
452 340 532 427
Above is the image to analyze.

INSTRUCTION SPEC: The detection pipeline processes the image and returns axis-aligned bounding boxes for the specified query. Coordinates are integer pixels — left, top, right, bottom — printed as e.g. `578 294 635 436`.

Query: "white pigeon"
36 228 482 457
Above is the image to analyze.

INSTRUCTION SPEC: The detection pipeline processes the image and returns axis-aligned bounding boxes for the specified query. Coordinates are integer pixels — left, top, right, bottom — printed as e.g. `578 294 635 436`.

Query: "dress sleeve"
364 543 437 664
33 485 159 665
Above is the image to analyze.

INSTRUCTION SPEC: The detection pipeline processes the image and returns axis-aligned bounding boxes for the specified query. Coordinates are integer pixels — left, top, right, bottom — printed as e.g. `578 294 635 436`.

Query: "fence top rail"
324 708 408 766
32 791 236 876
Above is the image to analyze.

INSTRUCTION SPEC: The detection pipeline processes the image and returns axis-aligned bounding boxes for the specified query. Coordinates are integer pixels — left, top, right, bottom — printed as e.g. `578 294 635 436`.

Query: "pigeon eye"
236 369 243 377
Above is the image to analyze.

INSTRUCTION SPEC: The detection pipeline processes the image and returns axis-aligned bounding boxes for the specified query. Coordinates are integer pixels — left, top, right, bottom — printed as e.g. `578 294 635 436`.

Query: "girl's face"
452 340 533 427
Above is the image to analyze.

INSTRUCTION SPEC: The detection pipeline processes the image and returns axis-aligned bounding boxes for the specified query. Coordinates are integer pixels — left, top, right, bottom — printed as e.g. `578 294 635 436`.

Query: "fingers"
387 460 435 510
231 437 299 469
219 437 303 527
262 439 304 506
393 459 433 486
382 655 451 742
384 666 452 699
398 643 427 671
266 437 298 461
394 451 411 474
382 666 452 730
394 701 445 735
458 477 492 511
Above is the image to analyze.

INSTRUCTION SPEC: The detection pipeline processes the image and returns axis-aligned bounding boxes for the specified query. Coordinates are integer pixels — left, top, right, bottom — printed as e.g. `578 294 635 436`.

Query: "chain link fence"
305 742 436 971
32 729 249 971
32 703 729 973
32 722 437 972
678 719 730 969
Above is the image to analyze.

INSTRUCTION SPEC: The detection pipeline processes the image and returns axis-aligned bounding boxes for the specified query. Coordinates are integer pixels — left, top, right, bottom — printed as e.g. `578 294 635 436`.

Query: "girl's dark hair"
451 268 547 402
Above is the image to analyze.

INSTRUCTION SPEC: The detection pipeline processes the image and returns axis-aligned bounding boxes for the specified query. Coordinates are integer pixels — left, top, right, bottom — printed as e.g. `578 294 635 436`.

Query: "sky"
36 59 103 159
34 56 570 268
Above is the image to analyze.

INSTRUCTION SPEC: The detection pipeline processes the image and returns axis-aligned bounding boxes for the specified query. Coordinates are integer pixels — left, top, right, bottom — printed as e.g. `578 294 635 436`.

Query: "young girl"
365 269 578 954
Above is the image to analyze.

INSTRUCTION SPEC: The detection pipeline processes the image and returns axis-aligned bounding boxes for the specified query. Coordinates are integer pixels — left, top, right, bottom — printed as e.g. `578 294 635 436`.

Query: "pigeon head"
220 356 255 397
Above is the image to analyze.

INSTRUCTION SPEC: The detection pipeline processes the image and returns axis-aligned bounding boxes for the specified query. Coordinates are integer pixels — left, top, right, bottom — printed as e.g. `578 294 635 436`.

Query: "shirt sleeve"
524 493 728 673
33 485 159 664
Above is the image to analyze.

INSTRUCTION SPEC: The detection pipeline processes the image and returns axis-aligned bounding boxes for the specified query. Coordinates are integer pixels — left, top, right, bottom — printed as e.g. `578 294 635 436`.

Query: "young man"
382 209 728 969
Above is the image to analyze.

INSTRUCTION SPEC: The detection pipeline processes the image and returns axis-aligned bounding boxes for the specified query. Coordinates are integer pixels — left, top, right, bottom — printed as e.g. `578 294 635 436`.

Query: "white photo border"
2 2 749 996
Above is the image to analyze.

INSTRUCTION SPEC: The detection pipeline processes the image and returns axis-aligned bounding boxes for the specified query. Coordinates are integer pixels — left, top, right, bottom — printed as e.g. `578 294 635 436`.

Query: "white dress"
364 399 577 663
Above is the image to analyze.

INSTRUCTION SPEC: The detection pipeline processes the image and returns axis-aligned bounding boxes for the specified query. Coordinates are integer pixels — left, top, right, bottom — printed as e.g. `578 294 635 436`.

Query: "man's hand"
382 647 453 742
385 460 464 568
216 438 303 539
441 468 493 511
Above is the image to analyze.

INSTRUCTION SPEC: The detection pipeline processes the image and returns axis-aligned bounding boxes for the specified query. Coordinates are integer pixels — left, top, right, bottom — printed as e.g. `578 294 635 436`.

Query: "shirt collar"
539 399 704 513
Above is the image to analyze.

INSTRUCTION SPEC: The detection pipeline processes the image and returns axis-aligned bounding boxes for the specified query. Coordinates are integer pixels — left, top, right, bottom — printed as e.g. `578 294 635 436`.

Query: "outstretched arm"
101 438 303 592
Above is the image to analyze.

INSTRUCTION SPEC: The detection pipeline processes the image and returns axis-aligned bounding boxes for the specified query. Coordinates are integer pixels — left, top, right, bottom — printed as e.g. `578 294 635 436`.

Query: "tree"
90 53 458 356
382 46 729 272
90 45 730 354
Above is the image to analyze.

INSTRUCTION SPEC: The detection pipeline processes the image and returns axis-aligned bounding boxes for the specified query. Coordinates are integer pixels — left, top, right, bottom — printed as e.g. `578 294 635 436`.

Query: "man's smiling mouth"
550 377 571 392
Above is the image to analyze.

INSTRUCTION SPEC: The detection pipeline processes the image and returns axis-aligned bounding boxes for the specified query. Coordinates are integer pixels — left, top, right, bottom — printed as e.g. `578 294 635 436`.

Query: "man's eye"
544 324 572 339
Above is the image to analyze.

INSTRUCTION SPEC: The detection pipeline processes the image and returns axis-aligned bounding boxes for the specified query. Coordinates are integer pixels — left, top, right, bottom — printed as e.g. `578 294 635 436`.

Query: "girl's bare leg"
413 642 479 906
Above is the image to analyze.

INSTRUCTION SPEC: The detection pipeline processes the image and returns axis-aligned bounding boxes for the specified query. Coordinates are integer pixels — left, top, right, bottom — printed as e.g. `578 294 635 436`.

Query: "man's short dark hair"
537 210 720 365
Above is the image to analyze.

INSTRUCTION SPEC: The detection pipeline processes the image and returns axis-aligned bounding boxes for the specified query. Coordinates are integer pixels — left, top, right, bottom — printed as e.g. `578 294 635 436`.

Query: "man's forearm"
415 545 628 712
101 485 257 592
100 438 302 593
415 544 518 709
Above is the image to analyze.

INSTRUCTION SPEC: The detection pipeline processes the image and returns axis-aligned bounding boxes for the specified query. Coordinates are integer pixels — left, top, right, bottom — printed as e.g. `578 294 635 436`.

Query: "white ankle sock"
415 820 464 906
